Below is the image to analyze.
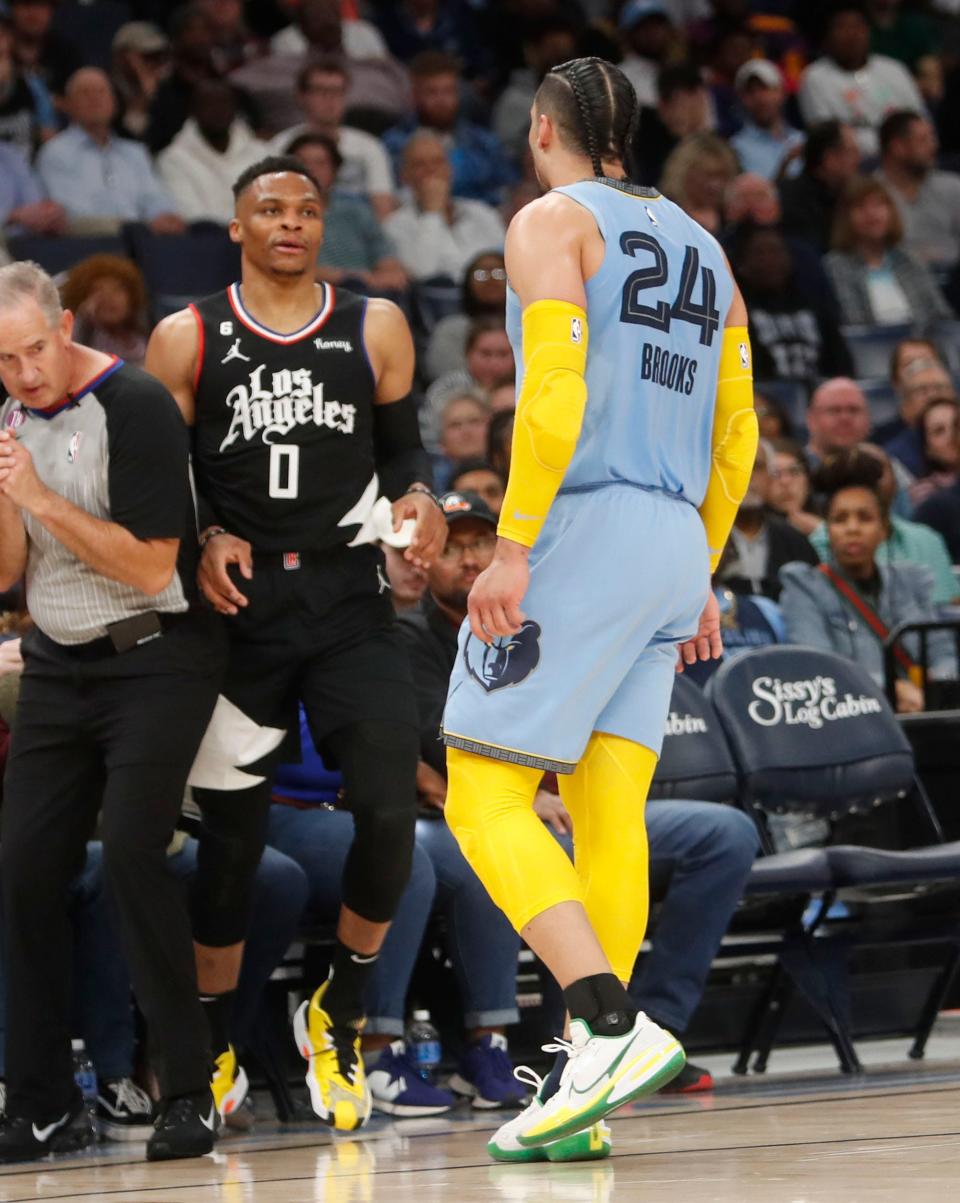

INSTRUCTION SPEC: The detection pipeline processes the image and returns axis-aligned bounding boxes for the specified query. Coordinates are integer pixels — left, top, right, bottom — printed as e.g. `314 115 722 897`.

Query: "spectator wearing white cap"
730 59 804 181
618 0 680 109
110 22 172 142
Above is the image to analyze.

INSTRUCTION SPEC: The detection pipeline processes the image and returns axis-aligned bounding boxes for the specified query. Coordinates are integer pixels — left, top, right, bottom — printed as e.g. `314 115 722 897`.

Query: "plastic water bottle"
71 1039 97 1121
405 1010 442 1081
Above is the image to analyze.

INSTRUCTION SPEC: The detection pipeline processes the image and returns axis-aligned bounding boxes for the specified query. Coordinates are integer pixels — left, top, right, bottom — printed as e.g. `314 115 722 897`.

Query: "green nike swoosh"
567 1038 636 1099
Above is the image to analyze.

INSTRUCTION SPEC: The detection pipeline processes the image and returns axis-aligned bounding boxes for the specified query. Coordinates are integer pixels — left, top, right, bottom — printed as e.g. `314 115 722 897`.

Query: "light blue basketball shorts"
442 483 710 773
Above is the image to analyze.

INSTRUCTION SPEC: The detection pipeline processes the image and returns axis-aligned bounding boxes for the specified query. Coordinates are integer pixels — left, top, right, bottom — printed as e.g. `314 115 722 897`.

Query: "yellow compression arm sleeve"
699 326 759 572
497 300 588 547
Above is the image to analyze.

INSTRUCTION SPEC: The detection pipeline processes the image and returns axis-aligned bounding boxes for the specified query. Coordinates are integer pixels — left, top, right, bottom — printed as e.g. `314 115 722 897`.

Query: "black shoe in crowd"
146 1090 218 1162
662 1060 714 1093
0 1097 96 1163
96 1078 155 1142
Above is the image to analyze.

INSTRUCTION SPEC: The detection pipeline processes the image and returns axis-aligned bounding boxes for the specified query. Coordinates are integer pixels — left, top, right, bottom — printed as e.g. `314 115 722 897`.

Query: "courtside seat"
651 674 831 894
710 646 960 1071
708 646 915 817
745 848 833 894
827 842 960 891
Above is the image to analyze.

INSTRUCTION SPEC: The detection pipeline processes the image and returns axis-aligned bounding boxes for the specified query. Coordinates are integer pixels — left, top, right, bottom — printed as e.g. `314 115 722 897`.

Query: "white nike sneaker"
515 1013 684 1149
487 1059 611 1163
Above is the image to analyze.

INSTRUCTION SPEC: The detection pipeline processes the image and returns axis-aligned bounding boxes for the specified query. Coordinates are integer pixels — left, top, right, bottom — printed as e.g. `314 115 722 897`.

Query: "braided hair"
536 57 638 178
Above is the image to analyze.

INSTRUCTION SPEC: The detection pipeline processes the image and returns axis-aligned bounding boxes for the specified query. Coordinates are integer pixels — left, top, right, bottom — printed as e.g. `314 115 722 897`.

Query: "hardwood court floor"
2 1050 960 1202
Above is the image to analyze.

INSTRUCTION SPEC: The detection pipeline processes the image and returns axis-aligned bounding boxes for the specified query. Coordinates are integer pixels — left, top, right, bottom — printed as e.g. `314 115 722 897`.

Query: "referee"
0 263 225 1164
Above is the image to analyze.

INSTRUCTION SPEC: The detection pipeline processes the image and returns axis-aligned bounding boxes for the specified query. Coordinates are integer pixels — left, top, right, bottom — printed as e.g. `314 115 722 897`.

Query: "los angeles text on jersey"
640 342 698 396
220 364 356 452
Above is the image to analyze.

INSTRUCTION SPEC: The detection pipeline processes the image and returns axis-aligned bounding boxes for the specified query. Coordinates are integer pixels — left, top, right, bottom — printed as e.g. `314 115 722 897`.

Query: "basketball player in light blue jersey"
441 57 758 1162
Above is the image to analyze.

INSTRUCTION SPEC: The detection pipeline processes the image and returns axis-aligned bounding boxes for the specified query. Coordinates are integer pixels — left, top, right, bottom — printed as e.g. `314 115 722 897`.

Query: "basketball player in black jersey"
145 156 446 1131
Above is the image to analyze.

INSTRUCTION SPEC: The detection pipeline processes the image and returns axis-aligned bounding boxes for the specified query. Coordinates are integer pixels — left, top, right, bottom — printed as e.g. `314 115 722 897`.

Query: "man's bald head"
807 377 871 457
65 67 116 133
401 131 452 190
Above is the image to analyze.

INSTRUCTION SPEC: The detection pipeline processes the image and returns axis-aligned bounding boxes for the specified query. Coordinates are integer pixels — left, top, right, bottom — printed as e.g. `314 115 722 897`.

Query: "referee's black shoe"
147 1089 218 1162
0 1097 96 1163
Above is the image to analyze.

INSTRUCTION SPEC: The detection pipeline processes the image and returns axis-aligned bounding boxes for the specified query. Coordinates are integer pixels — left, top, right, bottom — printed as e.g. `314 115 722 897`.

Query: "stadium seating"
710 646 960 1071
842 323 915 381
6 234 128 278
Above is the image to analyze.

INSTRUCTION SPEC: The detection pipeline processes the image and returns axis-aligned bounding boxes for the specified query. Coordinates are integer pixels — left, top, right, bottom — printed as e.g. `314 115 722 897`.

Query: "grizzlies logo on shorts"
464 621 542 693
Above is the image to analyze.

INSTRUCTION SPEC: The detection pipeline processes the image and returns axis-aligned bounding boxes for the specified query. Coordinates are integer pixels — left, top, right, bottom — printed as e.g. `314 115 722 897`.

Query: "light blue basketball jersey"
505 180 735 505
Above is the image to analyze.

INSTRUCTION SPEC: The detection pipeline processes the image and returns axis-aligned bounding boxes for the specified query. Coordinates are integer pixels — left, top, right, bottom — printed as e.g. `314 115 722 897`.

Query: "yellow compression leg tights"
557 733 657 984
445 748 586 932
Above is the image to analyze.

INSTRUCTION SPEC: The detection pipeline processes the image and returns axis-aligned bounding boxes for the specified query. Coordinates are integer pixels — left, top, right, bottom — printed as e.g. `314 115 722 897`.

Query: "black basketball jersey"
190 283 378 552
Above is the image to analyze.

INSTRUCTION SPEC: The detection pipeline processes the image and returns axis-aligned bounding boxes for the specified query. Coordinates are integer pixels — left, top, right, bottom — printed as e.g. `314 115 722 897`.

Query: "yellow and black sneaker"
210 1045 249 1122
293 981 371 1131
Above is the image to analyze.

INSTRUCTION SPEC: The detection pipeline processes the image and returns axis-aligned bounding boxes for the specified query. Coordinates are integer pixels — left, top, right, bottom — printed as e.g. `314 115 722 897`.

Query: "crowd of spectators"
1 0 960 1131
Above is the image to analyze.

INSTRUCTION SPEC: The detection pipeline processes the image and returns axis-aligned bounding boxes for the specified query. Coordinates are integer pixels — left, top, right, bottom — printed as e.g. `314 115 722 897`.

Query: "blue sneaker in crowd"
449 1034 531 1110
367 1042 455 1117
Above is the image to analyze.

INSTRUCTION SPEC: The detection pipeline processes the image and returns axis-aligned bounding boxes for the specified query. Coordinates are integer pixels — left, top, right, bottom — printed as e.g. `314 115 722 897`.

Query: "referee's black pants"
0 616 225 1121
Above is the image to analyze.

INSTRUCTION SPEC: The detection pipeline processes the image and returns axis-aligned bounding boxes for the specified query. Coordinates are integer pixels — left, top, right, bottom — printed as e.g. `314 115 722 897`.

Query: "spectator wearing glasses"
425 250 507 383
805 378 871 468
825 177 953 329
781 449 955 712
271 58 396 221
767 439 820 537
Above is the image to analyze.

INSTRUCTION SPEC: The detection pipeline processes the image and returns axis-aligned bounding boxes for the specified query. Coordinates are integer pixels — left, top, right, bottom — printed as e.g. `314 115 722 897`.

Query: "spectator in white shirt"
798 4 924 158
384 132 505 283
271 57 396 219
270 0 388 60
158 79 268 225
37 67 183 234
878 109 960 272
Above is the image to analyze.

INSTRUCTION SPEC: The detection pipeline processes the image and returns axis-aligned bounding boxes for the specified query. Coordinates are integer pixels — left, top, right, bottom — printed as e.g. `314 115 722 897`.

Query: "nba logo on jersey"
282 552 301 571
67 431 83 463
739 342 750 371
571 317 583 344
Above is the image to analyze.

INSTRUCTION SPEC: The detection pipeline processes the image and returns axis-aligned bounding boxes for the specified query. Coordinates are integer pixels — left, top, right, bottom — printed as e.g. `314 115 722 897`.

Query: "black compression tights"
190 719 419 946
